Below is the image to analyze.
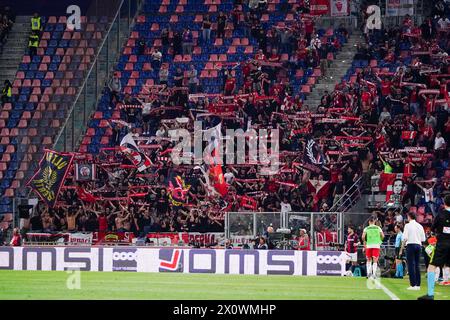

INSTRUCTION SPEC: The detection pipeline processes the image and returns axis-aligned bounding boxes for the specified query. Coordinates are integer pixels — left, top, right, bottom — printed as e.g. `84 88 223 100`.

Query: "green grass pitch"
0 271 449 300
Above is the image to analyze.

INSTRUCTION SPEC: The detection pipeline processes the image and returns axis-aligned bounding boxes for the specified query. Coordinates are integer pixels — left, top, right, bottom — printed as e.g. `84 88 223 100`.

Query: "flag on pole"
203 123 228 197
28 150 74 207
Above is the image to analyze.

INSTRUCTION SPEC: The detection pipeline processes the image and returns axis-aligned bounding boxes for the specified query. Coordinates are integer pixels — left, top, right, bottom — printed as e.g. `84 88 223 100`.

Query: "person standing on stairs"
28 31 39 58
1 80 12 105
30 12 42 36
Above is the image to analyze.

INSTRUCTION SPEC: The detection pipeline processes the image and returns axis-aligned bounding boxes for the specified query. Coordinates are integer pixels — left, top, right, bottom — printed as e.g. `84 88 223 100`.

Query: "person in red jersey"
9 228 21 246
224 74 236 95
297 229 310 251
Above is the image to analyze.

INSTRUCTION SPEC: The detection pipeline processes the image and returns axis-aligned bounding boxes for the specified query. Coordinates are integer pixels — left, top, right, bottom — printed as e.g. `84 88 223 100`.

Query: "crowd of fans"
22 2 450 246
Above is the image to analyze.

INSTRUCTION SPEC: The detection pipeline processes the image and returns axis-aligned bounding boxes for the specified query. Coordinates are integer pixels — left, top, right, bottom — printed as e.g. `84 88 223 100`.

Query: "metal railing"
328 175 363 213
53 0 142 152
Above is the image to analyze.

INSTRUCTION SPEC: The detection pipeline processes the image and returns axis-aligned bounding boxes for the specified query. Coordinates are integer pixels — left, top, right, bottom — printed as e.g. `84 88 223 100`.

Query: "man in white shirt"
223 167 235 184
401 211 426 290
437 16 450 29
280 198 292 214
434 132 446 150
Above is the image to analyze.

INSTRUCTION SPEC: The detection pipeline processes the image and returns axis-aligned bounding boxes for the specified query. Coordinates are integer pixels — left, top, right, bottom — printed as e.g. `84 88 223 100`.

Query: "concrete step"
306 31 362 109
0 16 32 84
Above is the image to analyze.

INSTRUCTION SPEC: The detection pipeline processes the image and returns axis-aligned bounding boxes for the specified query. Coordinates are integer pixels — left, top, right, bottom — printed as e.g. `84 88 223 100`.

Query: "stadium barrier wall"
0 247 347 276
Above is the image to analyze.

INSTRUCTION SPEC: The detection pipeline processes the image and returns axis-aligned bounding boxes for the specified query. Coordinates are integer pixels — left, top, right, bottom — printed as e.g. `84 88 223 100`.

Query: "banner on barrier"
0 247 347 276
147 232 226 246
68 233 93 245
310 0 330 15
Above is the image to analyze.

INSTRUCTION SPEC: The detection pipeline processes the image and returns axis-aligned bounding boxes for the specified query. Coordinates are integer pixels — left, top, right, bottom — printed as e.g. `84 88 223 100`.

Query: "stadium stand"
1 1 449 249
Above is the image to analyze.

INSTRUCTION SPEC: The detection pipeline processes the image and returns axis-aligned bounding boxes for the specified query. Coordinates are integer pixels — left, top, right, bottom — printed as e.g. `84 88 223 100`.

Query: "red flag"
210 164 228 197
76 186 98 202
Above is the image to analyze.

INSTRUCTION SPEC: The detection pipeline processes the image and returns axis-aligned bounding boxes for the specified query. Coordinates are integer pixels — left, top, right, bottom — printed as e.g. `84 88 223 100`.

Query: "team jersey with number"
364 225 383 248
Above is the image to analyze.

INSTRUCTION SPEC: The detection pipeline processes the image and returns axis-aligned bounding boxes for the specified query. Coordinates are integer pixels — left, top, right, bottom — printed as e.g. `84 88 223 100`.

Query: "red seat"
2 103 12 111
29 94 39 102
32 111 42 120
22 111 31 119
81 136 91 145
1 154 11 162
19 161 29 172
227 46 236 54
0 111 9 119
100 136 110 144
31 87 41 95
39 40 48 48
151 23 159 31
42 136 53 145
18 120 28 128
79 145 88 153
136 15 146 23
5 145 15 154
93 111 103 119
51 119 60 127
15 170 24 181
43 87 54 95
86 128 95 136
193 46 202 55
9 128 18 137
194 15 203 23
28 128 37 137
244 46 253 54
20 137 30 145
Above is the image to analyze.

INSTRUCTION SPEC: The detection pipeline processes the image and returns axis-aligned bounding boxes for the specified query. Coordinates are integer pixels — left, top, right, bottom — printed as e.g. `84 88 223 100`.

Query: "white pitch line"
374 279 400 300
